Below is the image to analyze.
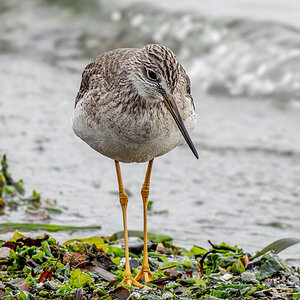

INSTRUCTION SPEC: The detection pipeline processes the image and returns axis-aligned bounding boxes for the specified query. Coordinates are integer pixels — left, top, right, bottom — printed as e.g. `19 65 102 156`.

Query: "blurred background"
0 0 299 264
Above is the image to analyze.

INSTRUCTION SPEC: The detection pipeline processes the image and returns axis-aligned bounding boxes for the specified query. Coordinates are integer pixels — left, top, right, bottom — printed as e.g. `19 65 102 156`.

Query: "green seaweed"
0 223 100 232
1 232 299 299
252 238 300 260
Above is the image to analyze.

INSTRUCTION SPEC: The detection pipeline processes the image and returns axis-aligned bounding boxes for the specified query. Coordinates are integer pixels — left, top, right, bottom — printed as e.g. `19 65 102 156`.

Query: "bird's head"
128 44 198 159
129 44 179 103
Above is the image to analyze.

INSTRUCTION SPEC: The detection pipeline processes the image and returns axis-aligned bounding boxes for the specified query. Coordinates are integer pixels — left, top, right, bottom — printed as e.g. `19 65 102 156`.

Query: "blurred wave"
117 5 300 101
1 0 300 101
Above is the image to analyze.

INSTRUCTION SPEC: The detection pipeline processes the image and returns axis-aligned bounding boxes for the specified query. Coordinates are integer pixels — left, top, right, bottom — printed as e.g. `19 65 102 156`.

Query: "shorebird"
72 44 198 287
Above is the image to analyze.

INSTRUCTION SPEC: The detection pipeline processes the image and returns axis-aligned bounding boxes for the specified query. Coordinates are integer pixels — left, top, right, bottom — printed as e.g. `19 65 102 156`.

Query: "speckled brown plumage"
72 44 197 163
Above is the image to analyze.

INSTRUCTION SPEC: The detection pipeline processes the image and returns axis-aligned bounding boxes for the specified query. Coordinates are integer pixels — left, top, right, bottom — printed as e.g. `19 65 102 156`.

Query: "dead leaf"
164 269 180 277
109 286 130 300
39 267 53 282
159 265 177 271
2 241 20 251
89 244 116 270
241 255 249 267
17 235 49 247
90 266 116 282
63 251 87 266
156 243 165 254
3 235 50 250
0 198 5 208
39 249 60 282
195 257 204 275
150 275 177 285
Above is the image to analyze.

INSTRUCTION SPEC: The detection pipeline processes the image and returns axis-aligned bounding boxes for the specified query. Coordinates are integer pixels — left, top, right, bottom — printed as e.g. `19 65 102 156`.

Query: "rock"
120 257 126 268
165 281 180 289
130 291 141 300
129 258 139 269
288 275 300 284
174 286 186 295
156 243 165 254
91 266 116 282
0 247 11 259
220 273 233 281
140 294 163 300
241 271 259 284
36 283 44 290
165 269 180 277
44 281 57 290
140 286 152 294
162 291 174 299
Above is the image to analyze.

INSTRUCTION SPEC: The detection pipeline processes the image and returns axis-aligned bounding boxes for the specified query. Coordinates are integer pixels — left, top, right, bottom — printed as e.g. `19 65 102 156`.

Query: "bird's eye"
147 69 158 81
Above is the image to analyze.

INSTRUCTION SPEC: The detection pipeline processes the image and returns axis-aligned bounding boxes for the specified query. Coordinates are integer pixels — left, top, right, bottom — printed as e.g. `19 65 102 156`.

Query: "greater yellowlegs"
72 44 198 286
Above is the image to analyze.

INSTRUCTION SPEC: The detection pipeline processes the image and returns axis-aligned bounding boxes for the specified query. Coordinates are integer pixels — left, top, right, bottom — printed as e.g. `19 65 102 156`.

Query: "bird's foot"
121 275 144 288
135 266 153 282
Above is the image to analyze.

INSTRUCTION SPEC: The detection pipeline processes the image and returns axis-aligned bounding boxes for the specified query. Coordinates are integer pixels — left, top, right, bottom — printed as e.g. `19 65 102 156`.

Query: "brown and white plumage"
72 44 197 163
72 44 198 287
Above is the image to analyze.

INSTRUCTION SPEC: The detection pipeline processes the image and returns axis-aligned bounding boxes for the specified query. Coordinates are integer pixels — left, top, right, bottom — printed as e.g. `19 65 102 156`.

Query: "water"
118 0 300 101
0 0 299 263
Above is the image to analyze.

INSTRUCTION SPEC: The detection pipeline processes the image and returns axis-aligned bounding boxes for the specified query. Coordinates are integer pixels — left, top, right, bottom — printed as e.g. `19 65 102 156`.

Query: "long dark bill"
164 95 199 159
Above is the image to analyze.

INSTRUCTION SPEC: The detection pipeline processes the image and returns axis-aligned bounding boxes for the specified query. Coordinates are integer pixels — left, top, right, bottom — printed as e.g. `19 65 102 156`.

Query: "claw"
121 275 144 287
135 264 153 282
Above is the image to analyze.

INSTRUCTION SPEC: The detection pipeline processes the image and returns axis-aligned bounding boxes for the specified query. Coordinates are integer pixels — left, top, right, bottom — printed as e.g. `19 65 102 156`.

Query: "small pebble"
0 247 11 259
130 291 141 300
174 286 186 295
288 275 300 284
220 273 233 281
10 278 25 285
165 281 179 288
140 286 152 294
156 243 165 253
36 283 44 290
129 258 139 269
162 291 174 299
241 271 259 284
44 281 57 290
120 257 126 268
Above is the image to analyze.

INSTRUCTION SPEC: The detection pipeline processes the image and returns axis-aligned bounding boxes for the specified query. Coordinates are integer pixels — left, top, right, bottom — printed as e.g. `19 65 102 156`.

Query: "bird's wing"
74 49 137 108
74 61 99 108
177 65 195 111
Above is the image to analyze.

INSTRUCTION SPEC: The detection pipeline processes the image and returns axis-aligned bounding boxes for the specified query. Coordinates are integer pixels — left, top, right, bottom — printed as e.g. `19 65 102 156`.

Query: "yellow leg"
115 161 143 288
135 159 154 283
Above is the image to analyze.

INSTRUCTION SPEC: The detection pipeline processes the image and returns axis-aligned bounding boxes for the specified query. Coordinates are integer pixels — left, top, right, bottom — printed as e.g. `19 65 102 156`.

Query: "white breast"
72 98 196 163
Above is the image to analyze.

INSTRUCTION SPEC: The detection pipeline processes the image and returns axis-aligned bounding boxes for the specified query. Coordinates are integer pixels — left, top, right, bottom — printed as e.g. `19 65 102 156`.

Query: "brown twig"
158 265 177 271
